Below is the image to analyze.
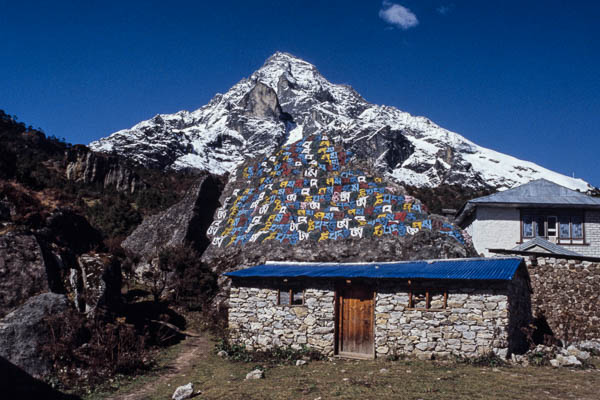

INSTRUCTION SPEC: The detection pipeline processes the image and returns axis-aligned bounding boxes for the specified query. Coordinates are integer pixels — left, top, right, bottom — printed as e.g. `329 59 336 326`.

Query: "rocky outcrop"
123 174 224 275
203 135 474 280
0 293 70 378
0 233 50 318
65 145 145 193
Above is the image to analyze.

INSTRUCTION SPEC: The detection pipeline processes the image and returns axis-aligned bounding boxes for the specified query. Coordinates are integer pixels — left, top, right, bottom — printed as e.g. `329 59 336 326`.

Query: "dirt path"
109 334 210 400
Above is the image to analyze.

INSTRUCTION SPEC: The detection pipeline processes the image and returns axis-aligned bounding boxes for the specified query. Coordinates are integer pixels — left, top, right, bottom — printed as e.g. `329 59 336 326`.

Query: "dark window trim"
407 288 448 311
277 288 305 306
519 209 586 244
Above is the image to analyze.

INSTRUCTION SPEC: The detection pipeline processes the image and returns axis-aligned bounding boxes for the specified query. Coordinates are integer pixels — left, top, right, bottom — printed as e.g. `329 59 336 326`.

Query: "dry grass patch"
93 336 600 400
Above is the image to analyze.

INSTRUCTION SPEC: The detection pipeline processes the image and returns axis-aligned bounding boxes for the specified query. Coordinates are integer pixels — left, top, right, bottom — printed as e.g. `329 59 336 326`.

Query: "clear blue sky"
2 1 599 186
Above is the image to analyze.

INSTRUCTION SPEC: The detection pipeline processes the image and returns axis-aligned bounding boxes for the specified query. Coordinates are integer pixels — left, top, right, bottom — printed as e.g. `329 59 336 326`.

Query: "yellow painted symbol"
318 231 329 241
374 225 383 236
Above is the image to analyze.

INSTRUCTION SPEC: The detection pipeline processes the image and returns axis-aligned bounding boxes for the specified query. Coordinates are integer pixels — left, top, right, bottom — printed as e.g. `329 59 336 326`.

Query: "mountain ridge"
90 52 592 192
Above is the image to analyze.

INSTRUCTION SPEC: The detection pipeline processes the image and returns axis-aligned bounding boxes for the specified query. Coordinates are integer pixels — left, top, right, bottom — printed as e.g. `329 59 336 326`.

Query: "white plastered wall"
467 206 520 256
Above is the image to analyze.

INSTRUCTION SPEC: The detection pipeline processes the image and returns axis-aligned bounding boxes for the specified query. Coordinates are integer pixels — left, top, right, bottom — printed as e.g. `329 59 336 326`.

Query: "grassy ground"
87 336 600 400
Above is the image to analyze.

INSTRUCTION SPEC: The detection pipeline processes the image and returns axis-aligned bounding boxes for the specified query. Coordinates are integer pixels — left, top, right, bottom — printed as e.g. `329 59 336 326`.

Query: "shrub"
42 310 152 388
155 245 218 310
214 338 326 365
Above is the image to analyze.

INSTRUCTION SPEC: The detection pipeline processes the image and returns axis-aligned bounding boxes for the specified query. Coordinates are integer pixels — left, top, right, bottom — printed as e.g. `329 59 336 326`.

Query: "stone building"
456 179 600 257
225 257 531 359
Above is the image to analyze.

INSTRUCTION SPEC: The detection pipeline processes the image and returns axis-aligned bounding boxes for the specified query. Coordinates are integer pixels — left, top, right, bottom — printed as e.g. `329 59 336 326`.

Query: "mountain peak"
89 53 593 192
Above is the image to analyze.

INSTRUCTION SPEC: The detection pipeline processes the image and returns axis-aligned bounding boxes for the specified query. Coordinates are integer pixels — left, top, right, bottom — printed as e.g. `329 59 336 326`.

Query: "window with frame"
278 288 304 306
408 289 448 310
522 211 584 241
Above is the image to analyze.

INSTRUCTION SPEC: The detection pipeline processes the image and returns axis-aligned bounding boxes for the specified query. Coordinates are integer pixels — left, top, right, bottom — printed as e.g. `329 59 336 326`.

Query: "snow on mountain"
89 52 591 192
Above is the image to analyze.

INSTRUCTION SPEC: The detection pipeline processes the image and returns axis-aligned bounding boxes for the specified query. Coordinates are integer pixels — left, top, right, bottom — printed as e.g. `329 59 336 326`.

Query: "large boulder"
122 174 224 276
0 293 70 378
0 233 50 318
202 134 474 278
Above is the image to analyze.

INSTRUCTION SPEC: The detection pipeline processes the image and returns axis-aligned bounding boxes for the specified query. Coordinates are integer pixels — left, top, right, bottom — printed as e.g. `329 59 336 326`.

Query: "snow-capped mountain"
90 52 591 191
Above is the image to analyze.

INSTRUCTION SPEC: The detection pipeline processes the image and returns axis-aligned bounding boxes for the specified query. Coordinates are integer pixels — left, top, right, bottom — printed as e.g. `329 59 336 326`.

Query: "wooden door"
336 285 374 357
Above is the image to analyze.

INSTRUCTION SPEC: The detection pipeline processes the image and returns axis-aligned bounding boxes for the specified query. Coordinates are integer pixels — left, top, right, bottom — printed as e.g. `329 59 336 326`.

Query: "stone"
172 382 194 400
0 293 70 378
245 369 265 380
553 354 582 367
217 350 228 358
0 233 49 318
566 345 590 361
296 360 307 366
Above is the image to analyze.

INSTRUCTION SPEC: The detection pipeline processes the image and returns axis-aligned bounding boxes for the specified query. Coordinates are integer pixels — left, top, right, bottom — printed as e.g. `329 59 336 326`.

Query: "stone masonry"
228 272 530 359
229 282 336 356
526 256 600 342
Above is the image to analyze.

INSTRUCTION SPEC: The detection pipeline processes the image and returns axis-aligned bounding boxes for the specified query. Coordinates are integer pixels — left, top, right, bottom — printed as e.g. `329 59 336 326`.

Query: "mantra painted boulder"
203 134 475 276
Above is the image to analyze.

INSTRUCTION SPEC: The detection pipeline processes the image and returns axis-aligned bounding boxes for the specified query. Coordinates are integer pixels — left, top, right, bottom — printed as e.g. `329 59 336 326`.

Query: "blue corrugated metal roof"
224 258 523 281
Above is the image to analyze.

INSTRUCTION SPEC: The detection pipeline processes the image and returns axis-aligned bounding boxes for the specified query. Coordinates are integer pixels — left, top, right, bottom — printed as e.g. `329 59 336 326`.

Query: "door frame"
334 281 376 359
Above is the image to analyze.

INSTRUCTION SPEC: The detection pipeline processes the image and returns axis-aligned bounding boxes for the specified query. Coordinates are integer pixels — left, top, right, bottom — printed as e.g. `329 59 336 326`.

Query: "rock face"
123 174 224 273
0 293 70 378
65 145 145 193
90 52 591 192
202 135 474 283
0 233 50 318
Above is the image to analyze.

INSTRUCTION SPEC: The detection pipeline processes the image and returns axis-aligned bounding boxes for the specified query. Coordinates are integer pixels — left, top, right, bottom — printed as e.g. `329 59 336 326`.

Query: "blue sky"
2 1 599 186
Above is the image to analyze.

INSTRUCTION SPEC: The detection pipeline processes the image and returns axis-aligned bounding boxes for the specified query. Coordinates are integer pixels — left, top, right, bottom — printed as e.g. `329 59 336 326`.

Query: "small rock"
550 359 560 368
172 382 194 400
554 354 582 367
245 369 264 380
379 368 388 373
567 345 590 361
217 350 228 358
296 360 307 366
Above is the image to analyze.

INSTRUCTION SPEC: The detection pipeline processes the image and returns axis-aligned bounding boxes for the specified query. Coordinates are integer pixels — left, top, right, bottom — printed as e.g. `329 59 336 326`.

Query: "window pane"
291 290 303 305
534 216 545 237
523 216 533 237
547 217 557 236
411 291 427 308
279 290 290 305
572 216 583 239
559 216 570 239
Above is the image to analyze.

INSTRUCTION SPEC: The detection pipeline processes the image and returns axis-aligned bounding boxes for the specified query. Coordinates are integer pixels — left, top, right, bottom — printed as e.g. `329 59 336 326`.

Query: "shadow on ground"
0 356 80 399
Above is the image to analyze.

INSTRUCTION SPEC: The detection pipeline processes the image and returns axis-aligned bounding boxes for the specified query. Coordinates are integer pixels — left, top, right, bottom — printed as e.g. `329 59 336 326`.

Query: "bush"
154 245 218 310
214 338 326 365
42 310 152 388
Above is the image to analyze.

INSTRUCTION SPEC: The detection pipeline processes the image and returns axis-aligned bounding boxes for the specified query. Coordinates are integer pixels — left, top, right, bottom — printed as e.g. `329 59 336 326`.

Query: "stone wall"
526 256 600 342
373 275 532 359
228 281 336 356
229 273 531 359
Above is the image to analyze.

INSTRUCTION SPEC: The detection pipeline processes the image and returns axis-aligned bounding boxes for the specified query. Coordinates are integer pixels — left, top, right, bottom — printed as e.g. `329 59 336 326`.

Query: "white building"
455 179 600 257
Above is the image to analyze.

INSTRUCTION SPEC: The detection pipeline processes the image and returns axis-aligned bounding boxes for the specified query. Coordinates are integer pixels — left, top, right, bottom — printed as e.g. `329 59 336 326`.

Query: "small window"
572 216 583 239
408 289 447 310
559 216 571 239
278 288 304 306
523 216 533 238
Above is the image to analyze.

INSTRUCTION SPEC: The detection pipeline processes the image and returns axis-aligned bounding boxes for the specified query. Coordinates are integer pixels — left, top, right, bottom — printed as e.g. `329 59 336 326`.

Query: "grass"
84 335 600 400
